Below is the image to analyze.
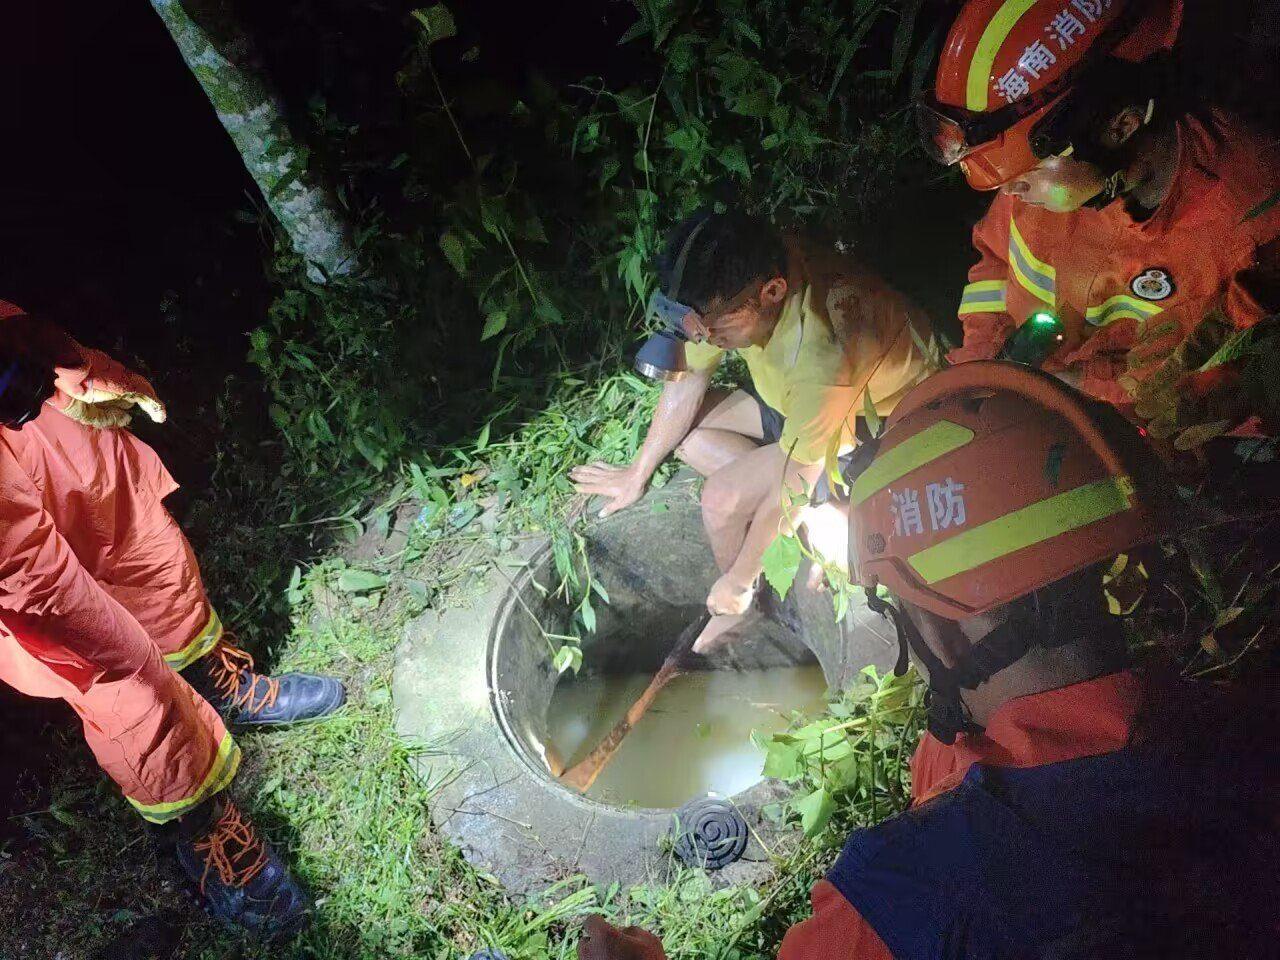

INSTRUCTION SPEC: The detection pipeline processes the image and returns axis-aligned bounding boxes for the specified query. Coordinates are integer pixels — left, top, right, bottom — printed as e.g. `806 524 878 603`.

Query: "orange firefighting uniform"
950 111 1280 406
776 671 1143 960
0 302 237 824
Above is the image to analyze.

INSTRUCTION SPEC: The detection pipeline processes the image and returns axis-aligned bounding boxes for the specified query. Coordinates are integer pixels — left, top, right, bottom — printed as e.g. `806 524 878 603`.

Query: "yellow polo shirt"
684 252 935 465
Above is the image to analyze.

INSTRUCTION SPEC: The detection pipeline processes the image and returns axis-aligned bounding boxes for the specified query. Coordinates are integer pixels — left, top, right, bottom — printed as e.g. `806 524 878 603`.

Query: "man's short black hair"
656 211 787 313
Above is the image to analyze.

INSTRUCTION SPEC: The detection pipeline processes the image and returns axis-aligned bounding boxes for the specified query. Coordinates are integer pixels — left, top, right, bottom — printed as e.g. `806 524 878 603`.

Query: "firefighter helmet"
918 0 1183 190
848 362 1168 621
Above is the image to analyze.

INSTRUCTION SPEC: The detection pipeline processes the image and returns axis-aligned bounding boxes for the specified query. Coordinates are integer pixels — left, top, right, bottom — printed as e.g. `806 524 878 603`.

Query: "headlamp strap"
866 592 983 746
668 213 712 303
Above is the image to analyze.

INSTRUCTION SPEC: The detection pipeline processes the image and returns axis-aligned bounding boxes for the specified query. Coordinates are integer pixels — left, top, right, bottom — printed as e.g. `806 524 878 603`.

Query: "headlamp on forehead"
635 291 697 382
635 211 715 382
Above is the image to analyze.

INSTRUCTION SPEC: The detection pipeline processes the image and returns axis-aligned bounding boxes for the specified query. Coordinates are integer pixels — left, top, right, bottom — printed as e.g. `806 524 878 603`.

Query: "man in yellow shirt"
571 212 935 651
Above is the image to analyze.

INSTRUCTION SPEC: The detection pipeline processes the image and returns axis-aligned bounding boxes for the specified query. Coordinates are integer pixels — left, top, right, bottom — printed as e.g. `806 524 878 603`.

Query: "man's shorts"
741 381 786 446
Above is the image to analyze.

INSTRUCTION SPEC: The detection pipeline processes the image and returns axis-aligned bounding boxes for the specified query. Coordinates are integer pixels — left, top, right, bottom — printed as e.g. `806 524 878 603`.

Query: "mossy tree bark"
150 0 358 281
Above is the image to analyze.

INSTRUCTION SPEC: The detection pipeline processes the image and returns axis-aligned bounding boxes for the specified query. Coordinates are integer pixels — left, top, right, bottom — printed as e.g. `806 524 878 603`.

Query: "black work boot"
187 639 345 728
175 797 310 936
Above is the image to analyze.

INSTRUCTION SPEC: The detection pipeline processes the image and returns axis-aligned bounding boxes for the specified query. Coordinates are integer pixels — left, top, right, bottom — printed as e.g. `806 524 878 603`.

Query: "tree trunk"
150 0 359 281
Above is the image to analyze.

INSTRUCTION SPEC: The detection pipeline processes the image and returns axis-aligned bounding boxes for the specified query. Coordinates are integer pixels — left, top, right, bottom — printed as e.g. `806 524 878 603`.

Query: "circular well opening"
489 494 842 811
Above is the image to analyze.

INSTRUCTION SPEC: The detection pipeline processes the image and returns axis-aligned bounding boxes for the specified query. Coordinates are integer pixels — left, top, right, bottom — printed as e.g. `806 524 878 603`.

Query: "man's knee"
674 428 704 466
700 467 757 519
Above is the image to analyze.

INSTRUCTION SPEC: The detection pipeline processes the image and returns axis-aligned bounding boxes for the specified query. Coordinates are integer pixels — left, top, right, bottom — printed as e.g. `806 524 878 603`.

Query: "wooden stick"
560 613 709 793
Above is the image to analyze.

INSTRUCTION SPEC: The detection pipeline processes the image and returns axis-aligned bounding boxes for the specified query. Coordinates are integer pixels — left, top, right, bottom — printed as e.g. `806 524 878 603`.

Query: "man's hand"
570 462 648 519
706 571 756 616
578 916 666 960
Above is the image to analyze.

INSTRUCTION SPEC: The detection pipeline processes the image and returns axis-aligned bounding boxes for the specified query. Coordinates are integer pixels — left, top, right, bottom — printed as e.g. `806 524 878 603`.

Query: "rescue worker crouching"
0 305 345 936
571 211 937 654
921 0 1280 433
576 362 1280 959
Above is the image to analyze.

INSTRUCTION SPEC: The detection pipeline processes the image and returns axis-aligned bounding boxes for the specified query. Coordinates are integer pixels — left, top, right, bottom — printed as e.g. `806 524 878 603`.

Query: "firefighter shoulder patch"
1130 268 1175 302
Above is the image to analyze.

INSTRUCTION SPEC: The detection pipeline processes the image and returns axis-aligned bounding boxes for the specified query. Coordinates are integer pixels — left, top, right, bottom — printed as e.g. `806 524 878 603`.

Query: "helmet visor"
916 99 987 167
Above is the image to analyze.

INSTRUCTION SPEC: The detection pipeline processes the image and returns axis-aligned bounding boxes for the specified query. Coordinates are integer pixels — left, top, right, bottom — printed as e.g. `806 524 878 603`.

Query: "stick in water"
560 613 711 793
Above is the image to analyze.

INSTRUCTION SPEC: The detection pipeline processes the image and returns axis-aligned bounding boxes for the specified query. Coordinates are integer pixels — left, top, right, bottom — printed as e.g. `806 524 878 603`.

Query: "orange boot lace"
206 637 280 716
193 800 270 893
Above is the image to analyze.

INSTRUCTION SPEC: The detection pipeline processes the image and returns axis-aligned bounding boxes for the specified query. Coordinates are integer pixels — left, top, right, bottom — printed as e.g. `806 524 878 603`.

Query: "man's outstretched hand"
570 462 648 518
578 916 666 960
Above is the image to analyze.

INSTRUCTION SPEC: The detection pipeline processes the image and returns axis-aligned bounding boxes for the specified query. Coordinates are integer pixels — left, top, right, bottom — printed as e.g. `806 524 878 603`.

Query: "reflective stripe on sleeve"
127 732 241 824
958 279 1009 316
1008 217 1056 305
907 476 1136 585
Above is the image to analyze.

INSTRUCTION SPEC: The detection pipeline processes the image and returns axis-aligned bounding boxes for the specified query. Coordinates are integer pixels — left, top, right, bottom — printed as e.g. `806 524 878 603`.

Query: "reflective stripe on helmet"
849 421 975 507
967 0 1042 111
907 475 1136 585
1085 293 1164 328
958 279 1009 316
1009 216 1056 304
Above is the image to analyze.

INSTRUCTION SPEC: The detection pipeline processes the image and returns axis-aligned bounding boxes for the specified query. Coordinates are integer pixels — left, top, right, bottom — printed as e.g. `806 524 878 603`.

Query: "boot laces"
208 637 280 716
193 800 270 893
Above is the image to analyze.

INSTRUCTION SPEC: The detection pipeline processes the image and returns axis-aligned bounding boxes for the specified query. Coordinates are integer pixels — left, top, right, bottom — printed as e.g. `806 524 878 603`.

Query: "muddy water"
544 663 828 808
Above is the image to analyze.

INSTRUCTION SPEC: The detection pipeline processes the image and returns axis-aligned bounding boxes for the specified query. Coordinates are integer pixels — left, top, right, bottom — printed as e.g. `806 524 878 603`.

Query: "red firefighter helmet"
918 0 1183 190
848 362 1169 621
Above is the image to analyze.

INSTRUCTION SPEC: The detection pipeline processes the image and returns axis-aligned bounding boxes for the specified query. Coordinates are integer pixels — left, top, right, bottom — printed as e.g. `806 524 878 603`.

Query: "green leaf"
598 157 622 189
439 231 468 275
890 0 925 82
1196 327 1254 372
862 387 882 438
410 5 456 45
352 432 388 471
762 740 803 780
481 311 508 341
553 644 583 675
405 579 434 605
337 569 388 594
795 787 835 838
718 144 751 179
579 593 597 633
475 422 491 451
762 534 803 600
617 17 651 45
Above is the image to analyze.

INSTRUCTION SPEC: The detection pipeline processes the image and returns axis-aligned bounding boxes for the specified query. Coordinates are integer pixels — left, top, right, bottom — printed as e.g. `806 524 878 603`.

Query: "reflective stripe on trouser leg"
164 607 224 671
1 624 240 825
127 732 241 824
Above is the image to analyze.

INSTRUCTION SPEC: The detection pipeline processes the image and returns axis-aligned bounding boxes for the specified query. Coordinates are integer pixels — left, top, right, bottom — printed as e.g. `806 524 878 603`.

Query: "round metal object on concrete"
673 797 750 870
393 474 897 894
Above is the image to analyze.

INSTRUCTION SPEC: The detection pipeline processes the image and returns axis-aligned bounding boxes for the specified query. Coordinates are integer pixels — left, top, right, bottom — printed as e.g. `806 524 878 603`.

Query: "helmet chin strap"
865 590 1034 745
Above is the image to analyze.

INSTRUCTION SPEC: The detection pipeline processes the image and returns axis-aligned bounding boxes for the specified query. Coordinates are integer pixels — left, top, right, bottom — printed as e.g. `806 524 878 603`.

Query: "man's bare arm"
571 368 713 517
